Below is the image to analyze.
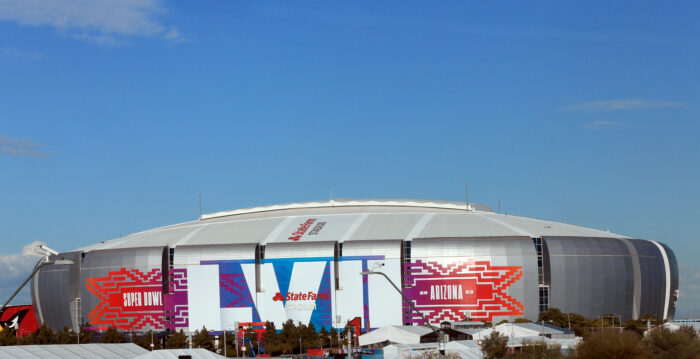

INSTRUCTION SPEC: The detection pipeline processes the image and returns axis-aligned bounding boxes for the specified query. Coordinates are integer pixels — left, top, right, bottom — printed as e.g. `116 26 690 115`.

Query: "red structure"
0 305 39 337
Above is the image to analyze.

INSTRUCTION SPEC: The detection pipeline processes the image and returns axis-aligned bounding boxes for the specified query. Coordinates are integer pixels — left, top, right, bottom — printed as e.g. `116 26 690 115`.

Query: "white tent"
383 343 439 359
134 348 226 359
444 341 483 359
359 326 434 346
660 321 700 332
469 323 572 340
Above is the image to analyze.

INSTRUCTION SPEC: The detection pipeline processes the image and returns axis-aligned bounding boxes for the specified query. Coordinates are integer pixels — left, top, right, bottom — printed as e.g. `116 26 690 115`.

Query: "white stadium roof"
80 199 626 252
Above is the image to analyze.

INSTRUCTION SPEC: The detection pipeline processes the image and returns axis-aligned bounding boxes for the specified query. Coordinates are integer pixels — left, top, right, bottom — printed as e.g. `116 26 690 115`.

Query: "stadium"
31 199 679 334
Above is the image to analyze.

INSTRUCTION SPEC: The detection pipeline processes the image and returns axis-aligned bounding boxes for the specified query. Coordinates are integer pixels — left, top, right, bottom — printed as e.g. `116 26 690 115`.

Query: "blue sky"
1 1 698 316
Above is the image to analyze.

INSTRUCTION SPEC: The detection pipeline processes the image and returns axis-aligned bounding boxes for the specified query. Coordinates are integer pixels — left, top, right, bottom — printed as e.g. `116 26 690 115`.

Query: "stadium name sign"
273 291 329 301
288 219 317 241
288 218 327 241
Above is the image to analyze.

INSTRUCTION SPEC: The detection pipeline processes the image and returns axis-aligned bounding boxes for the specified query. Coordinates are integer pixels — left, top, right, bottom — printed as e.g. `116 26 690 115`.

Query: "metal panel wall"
627 239 666 319
545 237 634 320
407 237 538 323
660 242 679 320
32 251 82 332
80 247 165 331
173 244 257 265
340 240 403 330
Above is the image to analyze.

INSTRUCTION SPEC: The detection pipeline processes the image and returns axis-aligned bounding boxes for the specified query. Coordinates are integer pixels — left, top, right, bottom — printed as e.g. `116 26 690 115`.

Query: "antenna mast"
198 192 202 220
465 181 469 211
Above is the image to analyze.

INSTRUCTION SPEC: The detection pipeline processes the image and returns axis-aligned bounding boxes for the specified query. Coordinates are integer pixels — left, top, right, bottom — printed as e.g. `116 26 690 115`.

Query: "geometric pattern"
403 259 523 324
85 268 167 331
219 263 261 322
164 268 189 330
309 261 332 328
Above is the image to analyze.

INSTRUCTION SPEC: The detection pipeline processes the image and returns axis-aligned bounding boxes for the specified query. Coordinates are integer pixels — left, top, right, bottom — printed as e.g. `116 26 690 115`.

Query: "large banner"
84 257 525 330
403 259 524 323
85 268 187 331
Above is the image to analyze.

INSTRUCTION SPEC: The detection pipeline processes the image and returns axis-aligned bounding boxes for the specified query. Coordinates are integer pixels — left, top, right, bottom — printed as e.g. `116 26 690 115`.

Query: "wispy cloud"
1 47 42 60
0 136 48 158
564 99 688 112
584 120 627 130
0 0 180 45
0 242 44 305
677 270 700 317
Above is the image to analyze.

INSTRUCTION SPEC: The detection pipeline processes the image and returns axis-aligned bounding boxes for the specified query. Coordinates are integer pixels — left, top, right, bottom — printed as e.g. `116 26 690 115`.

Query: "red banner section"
86 268 167 331
403 259 524 323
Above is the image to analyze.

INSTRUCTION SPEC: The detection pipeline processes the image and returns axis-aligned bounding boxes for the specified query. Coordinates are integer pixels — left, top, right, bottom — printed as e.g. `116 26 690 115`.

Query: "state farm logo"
288 218 327 241
272 292 329 301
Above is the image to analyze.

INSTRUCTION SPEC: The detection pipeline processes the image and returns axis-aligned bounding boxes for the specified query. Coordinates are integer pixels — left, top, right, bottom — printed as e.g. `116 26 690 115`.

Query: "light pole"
0 248 74 313
607 315 622 333
360 270 445 359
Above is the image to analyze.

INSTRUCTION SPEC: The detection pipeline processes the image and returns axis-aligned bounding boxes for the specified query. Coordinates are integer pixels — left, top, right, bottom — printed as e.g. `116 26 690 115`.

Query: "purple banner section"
164 268 189 330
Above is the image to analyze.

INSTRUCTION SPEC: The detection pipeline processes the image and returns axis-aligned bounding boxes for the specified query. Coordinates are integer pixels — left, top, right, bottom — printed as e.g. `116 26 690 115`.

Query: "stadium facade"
31 200 679 333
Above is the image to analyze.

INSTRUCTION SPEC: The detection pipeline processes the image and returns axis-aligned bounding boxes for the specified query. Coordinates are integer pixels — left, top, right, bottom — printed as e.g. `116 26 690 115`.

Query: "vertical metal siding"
545 237 635 321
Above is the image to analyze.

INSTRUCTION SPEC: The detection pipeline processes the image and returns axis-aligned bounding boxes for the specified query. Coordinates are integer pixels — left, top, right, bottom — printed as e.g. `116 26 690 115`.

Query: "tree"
538 308 591 336
0 328 18 346
480 331 508 359
507 339 562 359
218 330 236 357
243 328 259 355
260 321 279 355
133 330 162 351
193 326 215 351
273 319 296 354
78 327 94 344
100 327 125 343
575 331 648 359
644 327 700 359
55 327 78 344
319 327 330 349
420 351 462 359
167 329 188 349
298 322 320 351
22 325 55 344
678 325 698 339
328 327 341 350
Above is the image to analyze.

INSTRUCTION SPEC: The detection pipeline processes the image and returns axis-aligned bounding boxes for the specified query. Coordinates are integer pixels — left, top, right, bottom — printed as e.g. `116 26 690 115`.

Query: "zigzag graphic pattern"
86 268 167 331
403 260 524 324
219 265 261 322
220 273 255 307
165 268 189 330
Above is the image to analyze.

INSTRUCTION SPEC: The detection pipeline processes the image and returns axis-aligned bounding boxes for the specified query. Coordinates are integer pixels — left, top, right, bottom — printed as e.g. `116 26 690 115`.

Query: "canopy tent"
469 323 574 340
383 343 440 359
359 325 434 346
134 348 226 359
444 341 483 359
